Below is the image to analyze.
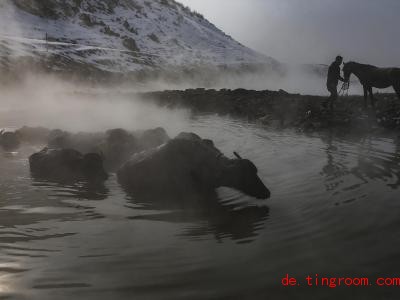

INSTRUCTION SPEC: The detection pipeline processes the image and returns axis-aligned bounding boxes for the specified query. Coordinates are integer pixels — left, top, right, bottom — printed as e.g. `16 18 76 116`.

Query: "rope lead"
339 81 350 97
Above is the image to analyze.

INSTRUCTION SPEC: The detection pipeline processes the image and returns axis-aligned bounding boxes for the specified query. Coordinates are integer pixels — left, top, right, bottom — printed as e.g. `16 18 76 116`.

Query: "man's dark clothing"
325 61 343 109
327 62 342 87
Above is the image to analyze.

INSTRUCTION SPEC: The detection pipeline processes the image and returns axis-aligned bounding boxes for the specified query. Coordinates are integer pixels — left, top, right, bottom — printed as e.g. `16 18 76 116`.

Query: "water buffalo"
47 129 74 149
29 148 108 182
43 128 169 171
43 128 136 171
134 127 170 151
96 127 170 171
95 128 138 171
0 130 20 151
16 126 51 144
117 132 270 199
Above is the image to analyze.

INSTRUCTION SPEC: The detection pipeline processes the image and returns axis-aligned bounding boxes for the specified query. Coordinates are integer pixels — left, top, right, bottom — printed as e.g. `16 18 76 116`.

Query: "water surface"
1 114 400 299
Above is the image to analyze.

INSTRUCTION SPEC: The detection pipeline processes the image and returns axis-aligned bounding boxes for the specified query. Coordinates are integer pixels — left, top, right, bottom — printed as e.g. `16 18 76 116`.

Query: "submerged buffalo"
0 130 20 151
97 128 138 171
16 126 51 145
134 127 170 151
43 127 170 171
117 133 270 199
99 127 170 170
47 129 106 157
29 148 108 182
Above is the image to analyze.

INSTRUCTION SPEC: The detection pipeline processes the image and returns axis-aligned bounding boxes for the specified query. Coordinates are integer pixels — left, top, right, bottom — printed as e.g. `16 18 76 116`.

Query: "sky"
178 0 400 66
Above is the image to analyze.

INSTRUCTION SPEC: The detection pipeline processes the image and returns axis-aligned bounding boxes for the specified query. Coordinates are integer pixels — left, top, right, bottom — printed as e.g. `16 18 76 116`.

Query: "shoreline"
138 89 400 131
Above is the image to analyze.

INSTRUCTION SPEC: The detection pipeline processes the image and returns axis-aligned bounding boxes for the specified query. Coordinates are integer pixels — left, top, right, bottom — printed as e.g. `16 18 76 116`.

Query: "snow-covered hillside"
0 0 279 75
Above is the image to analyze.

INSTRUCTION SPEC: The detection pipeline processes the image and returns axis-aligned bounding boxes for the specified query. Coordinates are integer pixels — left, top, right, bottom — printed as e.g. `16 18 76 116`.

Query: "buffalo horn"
233 151 242 159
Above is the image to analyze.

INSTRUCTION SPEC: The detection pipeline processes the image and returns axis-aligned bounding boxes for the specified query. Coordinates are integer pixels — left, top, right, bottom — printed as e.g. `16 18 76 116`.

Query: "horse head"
343 62 354 83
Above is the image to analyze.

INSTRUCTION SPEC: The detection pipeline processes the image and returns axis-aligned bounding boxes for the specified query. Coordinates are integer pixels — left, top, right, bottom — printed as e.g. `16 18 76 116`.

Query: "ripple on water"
1 115 400 299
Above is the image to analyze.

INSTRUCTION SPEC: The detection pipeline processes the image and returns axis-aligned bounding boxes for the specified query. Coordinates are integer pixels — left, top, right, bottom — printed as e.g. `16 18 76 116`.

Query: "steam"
0 0 358 97
1 0 393 109
0 74 191 135
207 67 329 95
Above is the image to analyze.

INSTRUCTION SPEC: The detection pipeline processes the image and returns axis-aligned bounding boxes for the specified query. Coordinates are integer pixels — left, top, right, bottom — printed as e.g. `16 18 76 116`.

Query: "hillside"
0 0 280 78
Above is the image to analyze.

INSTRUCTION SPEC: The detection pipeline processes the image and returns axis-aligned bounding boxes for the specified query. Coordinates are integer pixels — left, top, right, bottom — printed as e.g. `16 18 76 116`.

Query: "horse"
343 62 400 107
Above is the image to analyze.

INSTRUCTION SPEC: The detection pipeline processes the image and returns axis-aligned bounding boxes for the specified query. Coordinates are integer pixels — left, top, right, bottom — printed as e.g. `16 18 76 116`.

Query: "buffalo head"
221 152 271 199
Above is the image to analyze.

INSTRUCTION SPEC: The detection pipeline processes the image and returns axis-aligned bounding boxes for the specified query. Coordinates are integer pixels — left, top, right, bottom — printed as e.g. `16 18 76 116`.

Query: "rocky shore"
139 89 400 131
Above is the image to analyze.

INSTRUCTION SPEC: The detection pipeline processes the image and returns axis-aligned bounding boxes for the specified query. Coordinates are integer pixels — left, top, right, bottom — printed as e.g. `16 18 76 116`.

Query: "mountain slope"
0 0 280 75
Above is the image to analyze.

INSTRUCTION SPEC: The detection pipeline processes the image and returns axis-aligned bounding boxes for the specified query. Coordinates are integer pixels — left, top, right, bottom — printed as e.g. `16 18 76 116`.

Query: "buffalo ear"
233 152 242 159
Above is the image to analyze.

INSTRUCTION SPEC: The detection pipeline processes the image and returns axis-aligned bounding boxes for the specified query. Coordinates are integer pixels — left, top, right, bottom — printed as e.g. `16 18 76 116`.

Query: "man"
324 55 345 110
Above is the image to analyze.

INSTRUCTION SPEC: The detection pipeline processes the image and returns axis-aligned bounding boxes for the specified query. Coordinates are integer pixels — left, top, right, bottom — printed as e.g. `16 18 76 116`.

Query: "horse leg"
363 85 368 107
393 84 400 101
368 86 375 107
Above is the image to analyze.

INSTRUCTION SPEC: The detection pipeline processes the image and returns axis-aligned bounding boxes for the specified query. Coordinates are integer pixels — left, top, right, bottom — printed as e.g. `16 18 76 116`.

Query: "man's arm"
337 66 345 82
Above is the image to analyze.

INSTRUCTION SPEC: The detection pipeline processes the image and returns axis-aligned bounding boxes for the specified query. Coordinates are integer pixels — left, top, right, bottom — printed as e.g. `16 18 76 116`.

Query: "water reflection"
178 204 269 244
320 131 400 198
126 190 269 244
3 116 400 299
31 178 109 201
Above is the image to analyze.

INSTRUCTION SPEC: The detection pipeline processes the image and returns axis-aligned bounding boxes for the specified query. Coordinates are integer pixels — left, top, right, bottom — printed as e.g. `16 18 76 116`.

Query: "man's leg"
322 96 330 108
328 85 338 110
324 84 333 108
332 87 338 110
